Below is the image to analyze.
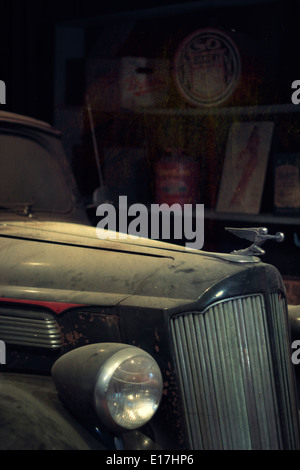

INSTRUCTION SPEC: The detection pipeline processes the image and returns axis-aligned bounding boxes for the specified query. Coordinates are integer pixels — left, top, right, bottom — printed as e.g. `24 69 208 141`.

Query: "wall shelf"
91 102 300 118
204 208 300 226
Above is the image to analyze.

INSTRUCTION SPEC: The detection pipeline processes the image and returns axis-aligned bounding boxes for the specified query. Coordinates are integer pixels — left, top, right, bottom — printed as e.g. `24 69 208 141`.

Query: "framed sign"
274 153 300 214
174 28 241 107
283 276 300 305
216 121 274 214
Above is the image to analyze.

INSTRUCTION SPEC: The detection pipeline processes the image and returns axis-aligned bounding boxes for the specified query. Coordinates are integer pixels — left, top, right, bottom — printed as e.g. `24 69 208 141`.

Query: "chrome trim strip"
0 308 62 349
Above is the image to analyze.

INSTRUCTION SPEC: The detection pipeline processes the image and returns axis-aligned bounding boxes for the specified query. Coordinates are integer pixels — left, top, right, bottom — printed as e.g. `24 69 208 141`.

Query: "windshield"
0 132 72 213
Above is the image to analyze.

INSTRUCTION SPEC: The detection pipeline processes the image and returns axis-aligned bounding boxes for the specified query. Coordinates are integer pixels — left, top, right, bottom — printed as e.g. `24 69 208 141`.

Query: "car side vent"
0 306 62 350
171 293 300 450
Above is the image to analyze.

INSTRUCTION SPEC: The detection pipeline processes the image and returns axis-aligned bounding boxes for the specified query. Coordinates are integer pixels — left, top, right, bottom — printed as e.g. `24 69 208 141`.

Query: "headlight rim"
93 346 163 433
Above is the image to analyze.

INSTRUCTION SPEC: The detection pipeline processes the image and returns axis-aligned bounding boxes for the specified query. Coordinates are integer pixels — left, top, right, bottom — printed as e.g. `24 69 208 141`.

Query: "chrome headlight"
52 343 163 433
94 347 162 430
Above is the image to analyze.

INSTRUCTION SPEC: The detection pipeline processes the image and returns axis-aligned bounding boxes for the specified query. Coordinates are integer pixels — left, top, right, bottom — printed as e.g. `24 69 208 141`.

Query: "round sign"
174 28 241 107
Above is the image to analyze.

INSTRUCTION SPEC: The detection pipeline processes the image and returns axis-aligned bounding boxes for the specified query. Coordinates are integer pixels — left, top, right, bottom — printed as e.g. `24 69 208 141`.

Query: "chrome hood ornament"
226 227 285 256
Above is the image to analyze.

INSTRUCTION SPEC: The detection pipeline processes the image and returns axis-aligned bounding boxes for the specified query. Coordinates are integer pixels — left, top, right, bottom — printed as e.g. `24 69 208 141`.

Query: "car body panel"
0 373 106 450
0 220 261 309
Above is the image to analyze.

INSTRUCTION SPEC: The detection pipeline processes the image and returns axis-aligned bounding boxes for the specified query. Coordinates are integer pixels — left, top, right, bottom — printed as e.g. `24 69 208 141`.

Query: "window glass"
0 133 72 213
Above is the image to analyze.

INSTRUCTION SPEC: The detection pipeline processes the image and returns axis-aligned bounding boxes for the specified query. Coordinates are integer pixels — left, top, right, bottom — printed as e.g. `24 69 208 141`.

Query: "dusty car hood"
0 219 191 255
0 220 258 259
0 220 259 309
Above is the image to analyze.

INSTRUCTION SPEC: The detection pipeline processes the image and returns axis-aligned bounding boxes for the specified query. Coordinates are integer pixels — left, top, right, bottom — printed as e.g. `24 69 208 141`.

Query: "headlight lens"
94 348 163 431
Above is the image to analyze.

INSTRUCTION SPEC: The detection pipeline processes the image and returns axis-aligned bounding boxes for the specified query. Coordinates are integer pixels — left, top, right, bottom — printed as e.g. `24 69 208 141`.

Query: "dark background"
1 0 298 122
0 0 200 122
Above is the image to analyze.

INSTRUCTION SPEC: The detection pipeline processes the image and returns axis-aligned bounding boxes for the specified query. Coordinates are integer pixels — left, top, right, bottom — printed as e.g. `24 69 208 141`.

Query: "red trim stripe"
0 297 85 314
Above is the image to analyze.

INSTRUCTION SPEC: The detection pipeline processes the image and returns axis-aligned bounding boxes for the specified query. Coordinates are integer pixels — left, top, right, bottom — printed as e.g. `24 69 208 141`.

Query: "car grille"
170 293 300 449
0 306 62 350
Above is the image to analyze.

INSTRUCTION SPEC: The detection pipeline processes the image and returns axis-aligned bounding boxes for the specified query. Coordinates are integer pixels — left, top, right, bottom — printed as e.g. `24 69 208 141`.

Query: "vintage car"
0 110 299 450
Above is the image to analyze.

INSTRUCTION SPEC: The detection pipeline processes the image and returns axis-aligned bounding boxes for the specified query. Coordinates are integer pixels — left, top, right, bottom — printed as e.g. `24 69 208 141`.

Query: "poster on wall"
216 121 274 214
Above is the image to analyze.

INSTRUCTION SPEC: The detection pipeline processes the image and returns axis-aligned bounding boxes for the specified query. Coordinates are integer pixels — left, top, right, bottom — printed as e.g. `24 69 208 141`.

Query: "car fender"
0 373 105 450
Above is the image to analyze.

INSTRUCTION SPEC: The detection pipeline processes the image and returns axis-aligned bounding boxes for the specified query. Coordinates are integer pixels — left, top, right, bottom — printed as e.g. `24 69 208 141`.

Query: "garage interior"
2 0 300 297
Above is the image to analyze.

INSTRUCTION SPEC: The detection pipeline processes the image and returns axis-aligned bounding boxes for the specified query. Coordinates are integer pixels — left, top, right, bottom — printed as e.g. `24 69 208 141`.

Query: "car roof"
0 110 60 136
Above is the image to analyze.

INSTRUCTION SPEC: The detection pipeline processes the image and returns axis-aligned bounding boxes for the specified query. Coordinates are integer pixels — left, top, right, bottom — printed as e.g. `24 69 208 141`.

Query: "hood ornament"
226 227 285 256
